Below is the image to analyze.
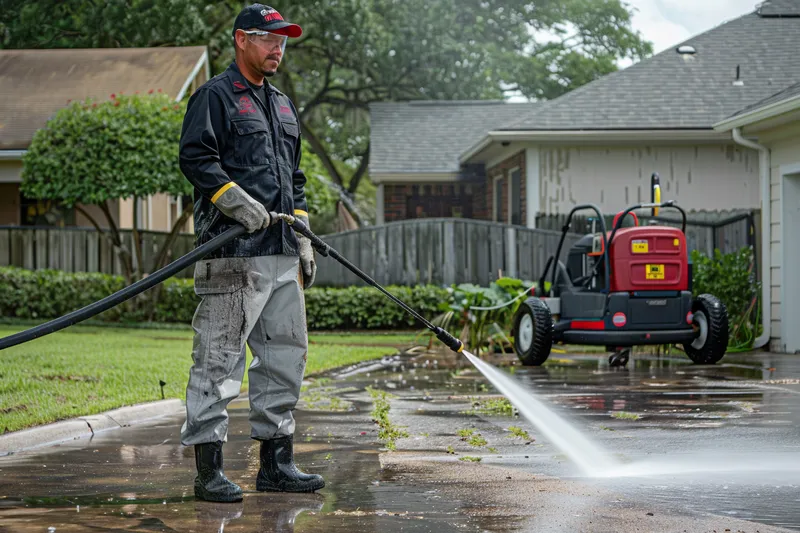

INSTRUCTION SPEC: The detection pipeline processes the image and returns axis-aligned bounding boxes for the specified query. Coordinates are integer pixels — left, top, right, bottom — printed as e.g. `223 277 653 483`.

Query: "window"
493 177 503 222
20 193 75 227
510 169 522 225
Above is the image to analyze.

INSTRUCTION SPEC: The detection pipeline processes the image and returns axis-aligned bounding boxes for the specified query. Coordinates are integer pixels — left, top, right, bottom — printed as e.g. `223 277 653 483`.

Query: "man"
177 3 322 503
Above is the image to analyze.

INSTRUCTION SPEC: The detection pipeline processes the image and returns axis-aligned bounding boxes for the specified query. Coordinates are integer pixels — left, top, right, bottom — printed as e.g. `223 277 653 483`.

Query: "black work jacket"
179 61 307 259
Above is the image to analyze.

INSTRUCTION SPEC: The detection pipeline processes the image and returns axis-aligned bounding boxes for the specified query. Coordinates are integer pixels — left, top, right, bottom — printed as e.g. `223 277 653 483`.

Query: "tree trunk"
145 204 194 322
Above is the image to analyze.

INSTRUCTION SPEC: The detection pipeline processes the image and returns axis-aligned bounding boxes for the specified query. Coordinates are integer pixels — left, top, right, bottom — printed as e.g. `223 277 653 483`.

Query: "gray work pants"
180 255 307 446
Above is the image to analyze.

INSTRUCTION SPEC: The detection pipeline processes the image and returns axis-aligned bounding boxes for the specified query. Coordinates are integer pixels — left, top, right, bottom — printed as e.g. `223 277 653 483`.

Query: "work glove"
213 184 274 233
295 213 317 289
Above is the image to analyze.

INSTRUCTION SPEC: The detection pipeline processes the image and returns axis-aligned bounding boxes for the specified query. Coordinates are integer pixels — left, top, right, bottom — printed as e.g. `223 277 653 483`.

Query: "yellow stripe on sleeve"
293 209 309 217
210 182 237 204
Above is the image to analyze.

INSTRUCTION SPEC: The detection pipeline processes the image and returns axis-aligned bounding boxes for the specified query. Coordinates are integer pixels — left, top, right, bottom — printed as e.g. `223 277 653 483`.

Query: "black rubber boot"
194 441 243 502
256 435 325 493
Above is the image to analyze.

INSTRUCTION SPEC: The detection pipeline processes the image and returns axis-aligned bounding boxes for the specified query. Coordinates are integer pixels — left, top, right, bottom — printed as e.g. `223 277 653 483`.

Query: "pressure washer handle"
434 327 464 354
287 216 330 257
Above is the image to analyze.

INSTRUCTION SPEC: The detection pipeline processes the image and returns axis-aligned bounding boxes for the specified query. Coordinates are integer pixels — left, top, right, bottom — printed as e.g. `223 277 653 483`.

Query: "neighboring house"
368 0 800 351
0 46 210 231
713 81 800 353
369 100 539 223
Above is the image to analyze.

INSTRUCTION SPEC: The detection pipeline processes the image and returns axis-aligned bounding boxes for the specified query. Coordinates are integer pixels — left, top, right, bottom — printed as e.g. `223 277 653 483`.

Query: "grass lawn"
0 325 421 434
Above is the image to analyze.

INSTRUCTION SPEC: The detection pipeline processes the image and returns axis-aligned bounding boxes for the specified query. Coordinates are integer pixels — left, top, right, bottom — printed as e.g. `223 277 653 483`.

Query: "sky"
621 0 759 66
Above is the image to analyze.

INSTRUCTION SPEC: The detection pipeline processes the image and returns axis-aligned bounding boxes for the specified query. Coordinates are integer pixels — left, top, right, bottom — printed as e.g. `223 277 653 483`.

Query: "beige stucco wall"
536 144 759 214
755 120 800 352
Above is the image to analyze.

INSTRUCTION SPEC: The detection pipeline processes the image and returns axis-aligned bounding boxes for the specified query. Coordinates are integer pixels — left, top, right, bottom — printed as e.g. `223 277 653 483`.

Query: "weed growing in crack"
467 434 488 447
366 386 409 451
506 425 532 441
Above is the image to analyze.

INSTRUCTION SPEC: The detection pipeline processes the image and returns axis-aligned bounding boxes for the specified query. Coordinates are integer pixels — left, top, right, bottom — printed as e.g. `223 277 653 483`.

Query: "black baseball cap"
232 4 303 39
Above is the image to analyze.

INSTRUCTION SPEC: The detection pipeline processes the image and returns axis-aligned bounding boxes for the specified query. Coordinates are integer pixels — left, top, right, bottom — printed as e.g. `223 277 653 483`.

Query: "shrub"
690 246 761 349
0 267 448 331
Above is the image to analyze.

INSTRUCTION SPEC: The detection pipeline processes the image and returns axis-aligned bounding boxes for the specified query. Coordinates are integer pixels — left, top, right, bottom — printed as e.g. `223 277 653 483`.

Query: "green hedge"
0 267 448 330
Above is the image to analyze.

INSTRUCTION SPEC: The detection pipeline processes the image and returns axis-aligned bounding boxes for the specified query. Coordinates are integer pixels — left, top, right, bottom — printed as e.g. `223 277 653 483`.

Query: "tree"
21 92 190 318
3 0 653 225
270 0 653 198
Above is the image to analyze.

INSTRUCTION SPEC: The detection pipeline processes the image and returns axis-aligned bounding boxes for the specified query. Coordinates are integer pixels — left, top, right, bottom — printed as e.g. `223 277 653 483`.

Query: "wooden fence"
1 210 758 287
0 226 197 278
315 218 581 287
535 209 757 258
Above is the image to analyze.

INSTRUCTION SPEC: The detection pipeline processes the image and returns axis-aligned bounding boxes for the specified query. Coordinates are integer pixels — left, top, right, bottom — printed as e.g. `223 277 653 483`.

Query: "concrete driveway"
1 348 798 532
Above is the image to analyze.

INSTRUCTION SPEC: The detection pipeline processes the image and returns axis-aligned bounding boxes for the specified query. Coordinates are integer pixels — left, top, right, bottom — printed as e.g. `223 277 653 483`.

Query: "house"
368 0 800 351
369 100 540 223
713 81 800 353
0 46 210 231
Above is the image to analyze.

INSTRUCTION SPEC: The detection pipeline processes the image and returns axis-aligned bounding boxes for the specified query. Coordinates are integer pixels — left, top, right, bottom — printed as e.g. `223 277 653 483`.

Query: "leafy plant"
466 397 516 417
365 386 409 451
432 277 535 356
456 429 475 439
506 426 532 441
459 456 482 463
611 411 641 420
690 246 761 350
467 434 488 447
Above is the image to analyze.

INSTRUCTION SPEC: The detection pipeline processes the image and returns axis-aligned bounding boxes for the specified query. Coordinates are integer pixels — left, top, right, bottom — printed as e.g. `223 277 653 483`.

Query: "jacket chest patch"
237 96 257 115
278 104 293 118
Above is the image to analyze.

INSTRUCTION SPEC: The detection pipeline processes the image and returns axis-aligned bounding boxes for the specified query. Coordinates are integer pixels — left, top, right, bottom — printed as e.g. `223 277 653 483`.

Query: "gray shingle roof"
757 0 800 16
729 80 800 117
499 5 800 131
369 100 539 174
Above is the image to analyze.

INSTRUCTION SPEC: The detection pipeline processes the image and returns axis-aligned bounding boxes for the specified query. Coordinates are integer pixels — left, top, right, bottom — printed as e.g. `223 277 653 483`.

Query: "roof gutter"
0 150 26 160
714 93 800 131
731 127 771 350
460 129 731 164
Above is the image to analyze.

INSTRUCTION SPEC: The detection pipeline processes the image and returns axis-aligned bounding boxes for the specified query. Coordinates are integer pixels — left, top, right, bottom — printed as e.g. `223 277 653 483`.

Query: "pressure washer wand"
0 225 247 351
282 214 465 354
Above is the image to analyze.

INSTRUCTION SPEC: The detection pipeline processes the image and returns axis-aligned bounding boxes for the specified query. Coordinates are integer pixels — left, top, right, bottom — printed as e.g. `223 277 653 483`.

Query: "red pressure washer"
511 174 730 368
0 215 464 354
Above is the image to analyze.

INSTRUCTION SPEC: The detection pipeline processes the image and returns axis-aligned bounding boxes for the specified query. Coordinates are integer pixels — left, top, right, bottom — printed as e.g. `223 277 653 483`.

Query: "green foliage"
467 434 488 447
365 386 409 451
306 284 450 329
300 138 338 220
434 277 534 356
690 246 761 349
0 323 403 433
2 0 653 205
506 426 533 441
0 267 449 331
466 397 516 417
21 93 190 204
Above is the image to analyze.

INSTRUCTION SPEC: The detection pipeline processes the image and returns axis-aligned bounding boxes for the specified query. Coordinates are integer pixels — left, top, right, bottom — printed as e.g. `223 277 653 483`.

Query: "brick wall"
383 183 480 222
486 151 526 225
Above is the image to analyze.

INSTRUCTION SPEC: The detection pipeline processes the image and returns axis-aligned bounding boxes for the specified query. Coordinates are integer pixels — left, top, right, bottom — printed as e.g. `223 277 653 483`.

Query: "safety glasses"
241 30 287 53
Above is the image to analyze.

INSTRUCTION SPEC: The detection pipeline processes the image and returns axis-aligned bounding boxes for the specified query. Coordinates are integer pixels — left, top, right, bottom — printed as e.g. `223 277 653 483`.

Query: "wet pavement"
1 348 799 532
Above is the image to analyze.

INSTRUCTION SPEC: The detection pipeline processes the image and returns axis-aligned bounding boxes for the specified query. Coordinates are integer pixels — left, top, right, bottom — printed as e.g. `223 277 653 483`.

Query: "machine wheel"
683 294 729 364
609 348 630 368
512 298 553 366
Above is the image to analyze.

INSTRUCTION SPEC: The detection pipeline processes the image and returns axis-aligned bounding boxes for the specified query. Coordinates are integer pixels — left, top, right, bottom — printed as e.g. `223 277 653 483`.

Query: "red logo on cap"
262 7 283 22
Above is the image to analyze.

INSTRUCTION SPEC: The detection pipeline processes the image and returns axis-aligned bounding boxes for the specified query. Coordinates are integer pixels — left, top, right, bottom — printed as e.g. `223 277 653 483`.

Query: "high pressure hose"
280 214 465 354
1 216 466 355
0 225 247 351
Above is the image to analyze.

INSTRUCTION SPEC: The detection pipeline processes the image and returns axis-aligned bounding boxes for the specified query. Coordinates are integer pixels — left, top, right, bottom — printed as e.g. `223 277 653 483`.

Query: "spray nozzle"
434 327 464 353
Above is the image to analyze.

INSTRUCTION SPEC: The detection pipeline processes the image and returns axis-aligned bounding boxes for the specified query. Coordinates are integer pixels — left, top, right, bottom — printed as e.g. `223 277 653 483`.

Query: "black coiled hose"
0 225 246 351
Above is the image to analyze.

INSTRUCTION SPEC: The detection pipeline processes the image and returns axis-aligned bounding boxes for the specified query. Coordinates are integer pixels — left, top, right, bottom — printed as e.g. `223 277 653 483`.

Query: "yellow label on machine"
632 240 649 253
646 264 665 280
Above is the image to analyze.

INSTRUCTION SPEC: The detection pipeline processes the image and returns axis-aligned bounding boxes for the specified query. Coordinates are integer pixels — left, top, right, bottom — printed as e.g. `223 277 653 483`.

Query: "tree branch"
299 118 345 188
347 143 371 195
96 200 133 281
131 196 145 278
